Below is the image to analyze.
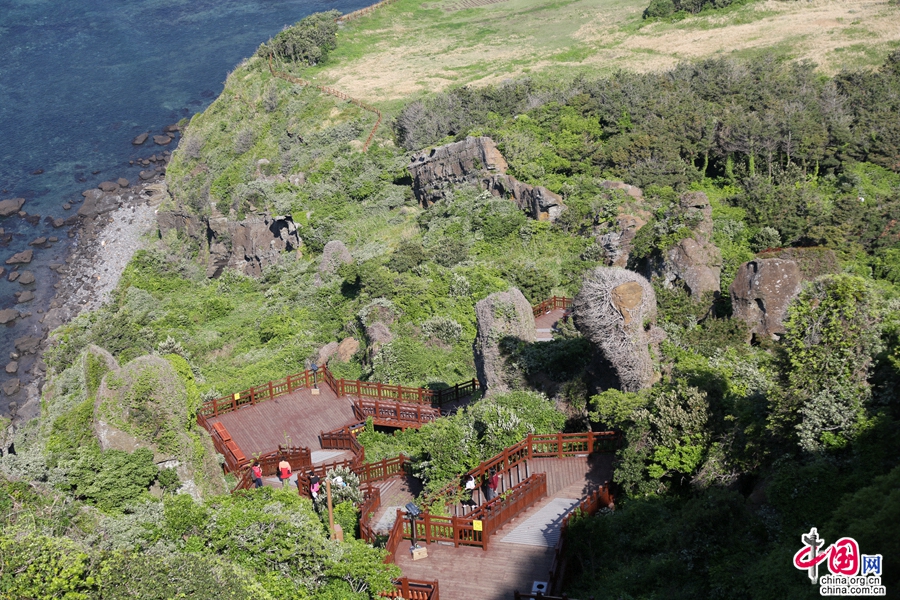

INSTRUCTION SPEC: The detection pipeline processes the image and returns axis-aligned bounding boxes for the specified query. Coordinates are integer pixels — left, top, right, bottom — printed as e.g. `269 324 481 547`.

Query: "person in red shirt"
278 458 292 488
251 461 263 488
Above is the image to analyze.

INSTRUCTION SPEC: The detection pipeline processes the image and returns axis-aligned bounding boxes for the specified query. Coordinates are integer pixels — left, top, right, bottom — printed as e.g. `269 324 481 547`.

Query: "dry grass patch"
312 0 899 104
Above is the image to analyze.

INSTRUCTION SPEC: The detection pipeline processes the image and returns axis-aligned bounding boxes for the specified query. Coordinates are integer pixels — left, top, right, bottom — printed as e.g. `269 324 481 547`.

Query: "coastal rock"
15 291 34 304
28 237 46 246
410 136 509 208
473 287 536 394
153 135 173 145
483 174 566 221
5 362 17 374
14 336 41 355
2 379 19 396
645 192 721 298
730 258 803 340
316 342 339 365
78 190 119 219
139 170 156 181
117 178 130 188
53 218 65 228
7 271 18 282
598 213 647 268
6 249 33 265
17 271 35 285
98 181 119 192
0 309 20 324
318 240 353 277
0 198 25 217
203 214 301 278
336 337 359 362
409 136 565 221
132 132 149 145
364 322 393 363
573 267 658 392
601 180 643 199
156 205 303 278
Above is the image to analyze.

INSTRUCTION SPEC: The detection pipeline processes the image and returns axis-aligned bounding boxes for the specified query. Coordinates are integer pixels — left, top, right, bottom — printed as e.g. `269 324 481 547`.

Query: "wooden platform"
394 455 613 599
534 308 568 342
206 385 356 457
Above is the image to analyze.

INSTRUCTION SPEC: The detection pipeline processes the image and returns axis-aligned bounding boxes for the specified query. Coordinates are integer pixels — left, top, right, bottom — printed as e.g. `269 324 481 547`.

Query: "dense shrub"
259 11 340 66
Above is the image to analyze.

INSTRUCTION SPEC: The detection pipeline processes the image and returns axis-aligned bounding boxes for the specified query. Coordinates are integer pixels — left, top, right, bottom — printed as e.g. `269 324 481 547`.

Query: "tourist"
278 457 292 487
463 474 477 507
485 468 500 501
251 461 263 488
309 473 321 500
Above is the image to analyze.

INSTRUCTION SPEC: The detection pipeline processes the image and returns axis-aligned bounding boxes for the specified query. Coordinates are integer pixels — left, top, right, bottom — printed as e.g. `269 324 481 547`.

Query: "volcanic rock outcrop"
409 136 565 221
573 267 660 392
730 258 803 339
646 192 722 298
157 209 300 278
473 287 536 394
318 240 353 277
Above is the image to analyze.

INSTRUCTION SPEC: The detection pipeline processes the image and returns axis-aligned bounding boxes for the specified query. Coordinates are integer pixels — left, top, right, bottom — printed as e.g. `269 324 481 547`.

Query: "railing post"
588 431 594 454
268 381 274 400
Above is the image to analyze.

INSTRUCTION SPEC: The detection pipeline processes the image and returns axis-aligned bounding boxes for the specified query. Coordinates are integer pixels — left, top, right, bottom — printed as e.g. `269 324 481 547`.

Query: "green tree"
776 275 882 451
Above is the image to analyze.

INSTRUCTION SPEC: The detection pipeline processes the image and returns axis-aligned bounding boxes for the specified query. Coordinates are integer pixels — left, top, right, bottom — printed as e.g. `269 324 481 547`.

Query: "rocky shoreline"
1 135 176 433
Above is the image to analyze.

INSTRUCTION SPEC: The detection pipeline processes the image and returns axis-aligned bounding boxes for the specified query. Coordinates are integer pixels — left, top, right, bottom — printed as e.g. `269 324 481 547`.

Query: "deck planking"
207 385 356 457
395 455 613 599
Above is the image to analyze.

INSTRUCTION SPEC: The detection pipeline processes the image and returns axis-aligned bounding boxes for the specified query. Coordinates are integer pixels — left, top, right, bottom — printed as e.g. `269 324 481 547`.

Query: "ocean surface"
0 0 371 418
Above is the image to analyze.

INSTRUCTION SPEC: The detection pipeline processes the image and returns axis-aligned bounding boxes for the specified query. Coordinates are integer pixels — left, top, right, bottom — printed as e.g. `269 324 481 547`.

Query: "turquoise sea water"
0 0 370 416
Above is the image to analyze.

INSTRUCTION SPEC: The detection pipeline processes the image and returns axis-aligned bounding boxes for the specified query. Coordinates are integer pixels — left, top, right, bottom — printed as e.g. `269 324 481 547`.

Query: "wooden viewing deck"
392 455 613 600
195 297 605 599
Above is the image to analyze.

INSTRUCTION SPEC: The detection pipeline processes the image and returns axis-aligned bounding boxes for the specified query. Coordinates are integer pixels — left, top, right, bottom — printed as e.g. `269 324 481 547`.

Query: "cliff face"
409 136 566 221
157 209 300 278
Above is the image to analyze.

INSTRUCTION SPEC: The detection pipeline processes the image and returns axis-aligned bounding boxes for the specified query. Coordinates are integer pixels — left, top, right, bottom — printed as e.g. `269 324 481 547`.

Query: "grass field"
301 0 900 104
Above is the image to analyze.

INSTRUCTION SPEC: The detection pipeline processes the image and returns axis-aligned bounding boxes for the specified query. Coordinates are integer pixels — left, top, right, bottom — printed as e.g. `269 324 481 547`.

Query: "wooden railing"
199 365 478 422
354 398 442 428
199 368 324 418
532 295 573 317
467 473 547 539
548 484 613 595
382 577 439 600
426 431 621 508
359 485 383 542
229 445 312 491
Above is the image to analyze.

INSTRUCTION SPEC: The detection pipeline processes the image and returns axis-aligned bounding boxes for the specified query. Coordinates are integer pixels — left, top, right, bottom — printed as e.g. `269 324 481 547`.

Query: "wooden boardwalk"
534 308 568 342
206 385 356 458
394 455 613 599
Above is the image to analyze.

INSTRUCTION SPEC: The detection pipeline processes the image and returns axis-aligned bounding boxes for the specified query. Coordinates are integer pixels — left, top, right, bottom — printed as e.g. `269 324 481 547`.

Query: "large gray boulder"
157 209 301 278
573 267 660 392
409 136 507 207
408 136 565 221
473 287 536 394
647 192 721 297
730 258 803 339
483 174 565 222
318 240 353 277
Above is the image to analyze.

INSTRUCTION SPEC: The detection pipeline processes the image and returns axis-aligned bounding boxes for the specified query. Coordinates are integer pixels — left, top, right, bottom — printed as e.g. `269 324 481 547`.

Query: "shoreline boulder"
473 287 536 394
730 258 802 339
